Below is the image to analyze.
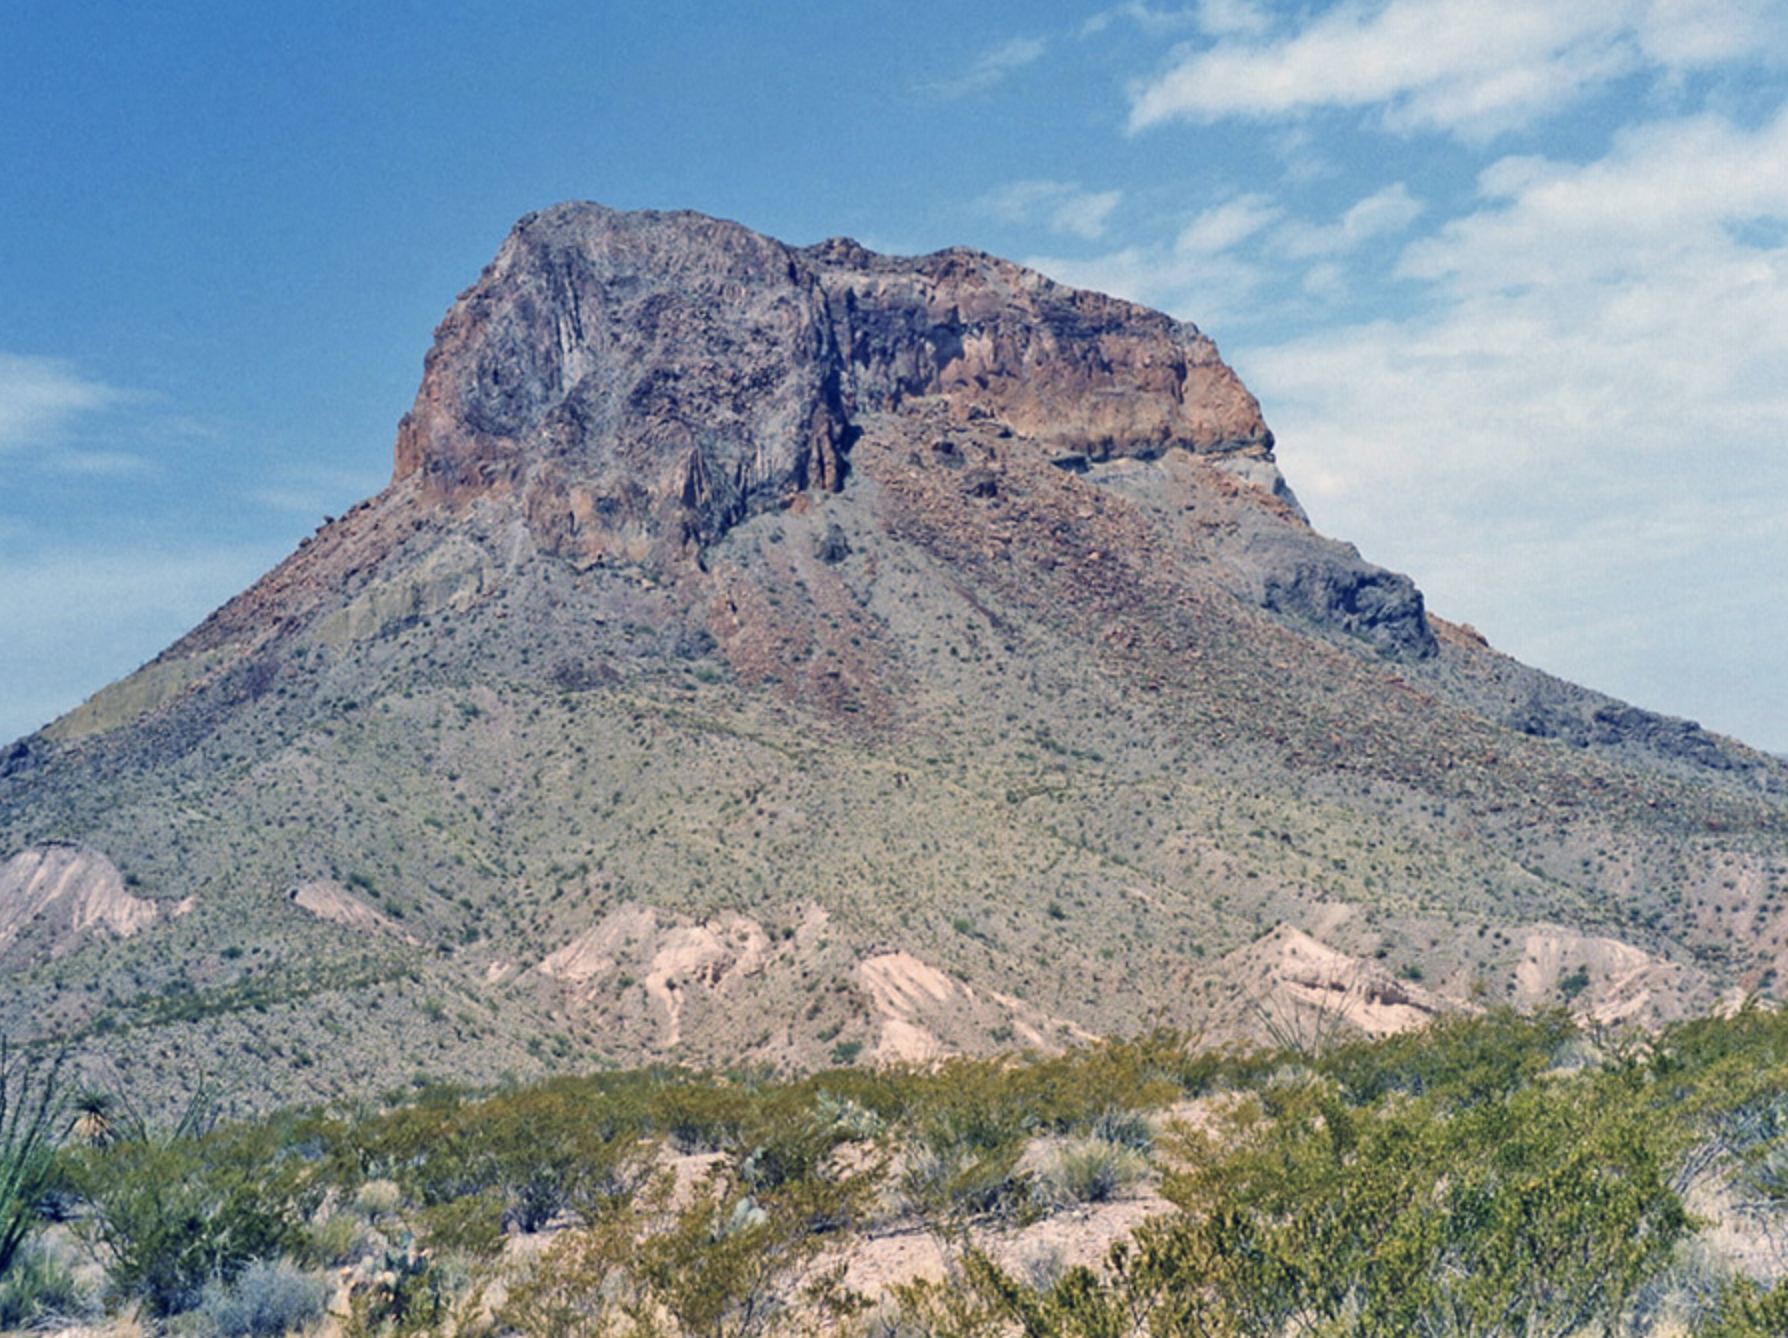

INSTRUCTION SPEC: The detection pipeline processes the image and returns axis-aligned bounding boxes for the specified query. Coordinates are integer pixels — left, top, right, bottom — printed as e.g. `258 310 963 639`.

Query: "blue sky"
3 0 1785 752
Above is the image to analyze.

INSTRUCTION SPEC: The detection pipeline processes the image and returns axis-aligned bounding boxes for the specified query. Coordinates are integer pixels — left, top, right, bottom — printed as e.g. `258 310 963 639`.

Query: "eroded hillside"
1 203 1785 1110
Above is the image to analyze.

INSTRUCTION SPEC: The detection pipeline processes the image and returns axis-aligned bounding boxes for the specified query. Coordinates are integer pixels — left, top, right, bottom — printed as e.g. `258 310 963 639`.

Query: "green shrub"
341 1080 655 1234
1317 1007 1576 1107
68 1127 311 1316
897 1135 1034 1225
1088 1106 1154 1151
1699 1275 1788 1337
1156 1066 1691 1338
301 1210 364 1268
496 1211 645 1338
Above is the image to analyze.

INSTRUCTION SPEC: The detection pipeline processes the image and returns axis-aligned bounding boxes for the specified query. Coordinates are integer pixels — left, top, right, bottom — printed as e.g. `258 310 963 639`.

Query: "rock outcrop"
393 204 1272 567
0 842 167 965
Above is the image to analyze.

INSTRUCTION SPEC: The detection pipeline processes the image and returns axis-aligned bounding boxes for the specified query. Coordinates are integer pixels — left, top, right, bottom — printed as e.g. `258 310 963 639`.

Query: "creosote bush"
24 1010 1788 1335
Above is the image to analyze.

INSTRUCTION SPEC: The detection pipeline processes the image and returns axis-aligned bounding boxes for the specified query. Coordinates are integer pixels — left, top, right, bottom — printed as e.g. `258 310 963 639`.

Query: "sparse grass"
1035 1136 1148 1206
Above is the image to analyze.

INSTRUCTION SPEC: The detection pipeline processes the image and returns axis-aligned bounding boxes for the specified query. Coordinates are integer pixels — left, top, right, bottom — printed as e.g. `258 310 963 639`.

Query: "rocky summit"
3 202 1786 1112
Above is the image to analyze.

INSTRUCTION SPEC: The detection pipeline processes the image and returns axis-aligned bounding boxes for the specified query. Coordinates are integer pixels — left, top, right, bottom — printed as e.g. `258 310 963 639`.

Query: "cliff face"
392 204 1272 566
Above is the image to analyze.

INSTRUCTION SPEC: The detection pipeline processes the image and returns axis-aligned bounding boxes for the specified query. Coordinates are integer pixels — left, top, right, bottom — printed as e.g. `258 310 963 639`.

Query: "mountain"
3 202 1785 1112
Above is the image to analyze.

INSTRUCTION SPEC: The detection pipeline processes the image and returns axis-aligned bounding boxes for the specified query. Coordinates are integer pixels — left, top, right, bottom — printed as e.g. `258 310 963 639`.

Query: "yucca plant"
0 1041 66 1278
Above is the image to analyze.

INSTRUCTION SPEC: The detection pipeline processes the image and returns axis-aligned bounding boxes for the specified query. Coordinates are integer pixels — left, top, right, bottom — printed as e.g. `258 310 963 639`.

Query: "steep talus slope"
1 202 1784 1112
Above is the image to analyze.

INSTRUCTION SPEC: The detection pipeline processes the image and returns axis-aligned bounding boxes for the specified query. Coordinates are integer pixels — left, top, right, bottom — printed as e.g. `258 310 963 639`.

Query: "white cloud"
42 450 153 477
977 180 1125 240
1637 0 1788 68
1175 193 1281 253
1400 110 1788 293
1052 189 1126 241
1023 184 1414 323
1235 106 1788 748
1082 1 1262 38
1196 0 1272 37
1124 0 1787 138
1277 182 1424 257
0 354 126 452
1025 239 1268 331
924 36 1047 99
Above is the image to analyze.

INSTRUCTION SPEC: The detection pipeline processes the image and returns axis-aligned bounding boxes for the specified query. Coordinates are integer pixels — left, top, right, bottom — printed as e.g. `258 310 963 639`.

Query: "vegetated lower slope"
0 202 1785 1115
8 1010 1788 1335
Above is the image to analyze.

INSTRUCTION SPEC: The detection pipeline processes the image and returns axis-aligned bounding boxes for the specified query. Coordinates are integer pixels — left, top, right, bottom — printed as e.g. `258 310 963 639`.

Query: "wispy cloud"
0 354 127 452
1084 1 1268 39
1175 192 1281 253
1278 182 1423 257
976 180 1125 240
1021 184 1410 325
1399 109 1788 294
1126 0 1787 139
923 36 1047 99
40 449 154 477
1023 241 1266 332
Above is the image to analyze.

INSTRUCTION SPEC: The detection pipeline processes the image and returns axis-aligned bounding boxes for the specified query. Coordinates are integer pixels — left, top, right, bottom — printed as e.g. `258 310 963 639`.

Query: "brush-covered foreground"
3 1009 1788 1337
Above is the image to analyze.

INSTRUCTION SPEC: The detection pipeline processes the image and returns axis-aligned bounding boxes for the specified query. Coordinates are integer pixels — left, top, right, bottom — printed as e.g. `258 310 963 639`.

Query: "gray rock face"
394 203 1273 567
1257 540 1438 660
1512 694 1733 769
396 207 852 564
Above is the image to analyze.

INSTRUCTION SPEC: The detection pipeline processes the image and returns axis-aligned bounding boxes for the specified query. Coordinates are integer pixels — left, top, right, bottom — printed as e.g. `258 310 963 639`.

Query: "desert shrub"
1088 1105 1154 1151
340 1079 655 1234
1010 1239 1066 1294
732 1092 868 1201
484 1081 657 1229
892 1248 1126 1338
1155 1065 1691 1338
897 1053 1694 1338
300 1209 365 1268
67 1125 312 1317
1699 1275 1788 1337
897 1133 1033 1225
655 1080 756 1154
0 1234 96 1330
640 1162 871 1338
415 1188 506 1259
1654 1004 1788 1225
1317 1007 1577 1108
495 1209 647 1338
500 1157 869 1338
199 1257 330 1338
812 1090 884 1140
1627 1238 1737 1338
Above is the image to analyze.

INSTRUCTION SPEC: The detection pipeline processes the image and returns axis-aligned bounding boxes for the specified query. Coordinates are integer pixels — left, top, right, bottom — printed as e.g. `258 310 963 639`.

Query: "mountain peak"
393 202 1271 567
5 202 1782 1112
